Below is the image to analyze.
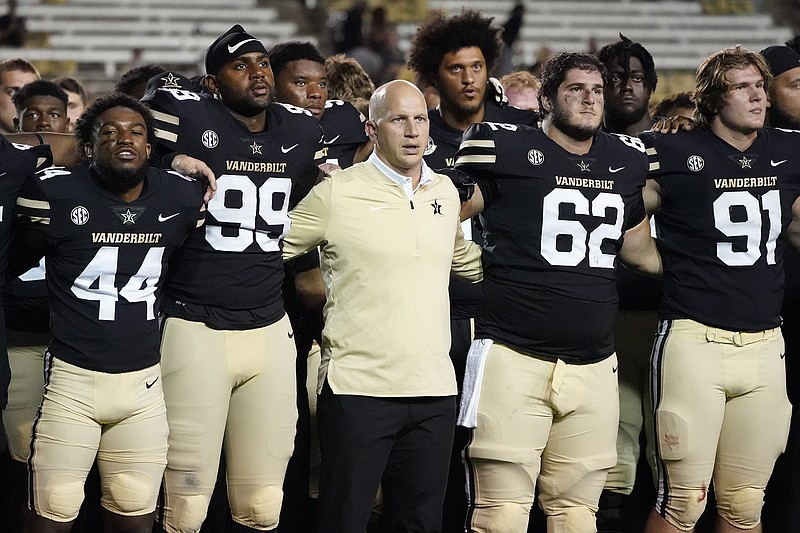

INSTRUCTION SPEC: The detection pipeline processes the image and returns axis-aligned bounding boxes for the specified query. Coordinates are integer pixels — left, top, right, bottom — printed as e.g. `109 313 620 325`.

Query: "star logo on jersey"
431 199 443 216
738 156 752 169
160 72 182 89
121 209 138 224
70 206 89 225
250 141 263 155
424 137 437 156
111 206 147 225
686 155 704 172
202 130 219 149
527 149 544 166
577 160 591 172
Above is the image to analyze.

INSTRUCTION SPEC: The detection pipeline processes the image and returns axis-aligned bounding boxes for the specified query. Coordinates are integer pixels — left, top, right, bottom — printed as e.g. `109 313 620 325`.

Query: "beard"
444 98 483 122
92 159 149 195
220 84 273 117
606 101 648 127
768 105 800 130
550 103 599 142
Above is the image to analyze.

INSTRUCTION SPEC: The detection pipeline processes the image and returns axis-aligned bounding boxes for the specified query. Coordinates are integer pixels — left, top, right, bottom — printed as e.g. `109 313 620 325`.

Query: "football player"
268 39 373 533
270 40 372 170
596 35 661 532
407 10 541 529
324 53 375 116
641 45 800 533
52 76 87 133
13 93 205 533
1 79 71 532
142 25 323 533
454 52 660 533
760 42 800 530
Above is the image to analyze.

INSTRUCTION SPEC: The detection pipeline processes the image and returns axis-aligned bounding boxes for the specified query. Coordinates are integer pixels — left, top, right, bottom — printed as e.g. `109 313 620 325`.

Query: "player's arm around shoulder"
619 214 661 277
9 170 61 275
284 173 335 261
169 154 217 203
434 172 482 282
161 168 207 231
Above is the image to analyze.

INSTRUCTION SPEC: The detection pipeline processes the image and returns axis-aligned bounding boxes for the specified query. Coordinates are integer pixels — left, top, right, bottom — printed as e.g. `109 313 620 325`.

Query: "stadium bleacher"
0 0 794 93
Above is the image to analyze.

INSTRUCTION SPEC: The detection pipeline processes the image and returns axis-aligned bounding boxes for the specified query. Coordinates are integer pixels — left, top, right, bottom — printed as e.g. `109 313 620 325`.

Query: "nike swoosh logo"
145 377 159 389
288 331 294 339
158 213 180 222
323 135 340 145
771 159 788 167
227 38 257 54
370 205 388 211
609 166 625 173
612 366 618 373
281 143 299 153
781 353 786 359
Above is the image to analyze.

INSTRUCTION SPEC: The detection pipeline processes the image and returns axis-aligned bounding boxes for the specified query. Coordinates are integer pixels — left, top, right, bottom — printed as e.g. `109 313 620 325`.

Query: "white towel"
457 339 493 428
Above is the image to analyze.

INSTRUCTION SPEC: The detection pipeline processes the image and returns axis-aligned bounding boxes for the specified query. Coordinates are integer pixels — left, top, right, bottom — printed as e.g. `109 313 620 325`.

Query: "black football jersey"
319 99 368 169
425 101 539 319
641 127 800 331
15 165 204 373
423 101 539 170
4 260 49 332
143 74 324 329
0 137 52 408
0 138 52 293
455 122 648 362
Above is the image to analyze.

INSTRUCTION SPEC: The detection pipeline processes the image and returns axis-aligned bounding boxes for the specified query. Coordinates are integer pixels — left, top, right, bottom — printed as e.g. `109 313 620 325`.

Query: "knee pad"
655 411 688 461
167 494 210 533
232 485 283 530
106 471 154 514
472 502 531 533
43 474 85 521
662 488 709 531
545 507 597 533
716 486 764 530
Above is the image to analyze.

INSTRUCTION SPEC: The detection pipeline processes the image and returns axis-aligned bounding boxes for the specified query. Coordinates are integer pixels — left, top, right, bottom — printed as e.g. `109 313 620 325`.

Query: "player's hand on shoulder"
318 162 341 176
650 115 694 134
437 167 476 202
171 154 216 203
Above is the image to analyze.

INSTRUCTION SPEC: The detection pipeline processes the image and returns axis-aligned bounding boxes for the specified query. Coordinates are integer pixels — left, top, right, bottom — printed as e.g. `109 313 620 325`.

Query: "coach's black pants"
316 382 455 533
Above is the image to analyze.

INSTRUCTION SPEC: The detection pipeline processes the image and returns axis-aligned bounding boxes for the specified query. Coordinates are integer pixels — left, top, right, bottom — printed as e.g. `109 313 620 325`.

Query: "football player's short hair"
268 41 326 78
693 45 772 128
75 93 156 161
538 53 609 116
408 9 503 89
0 57 40 79
597 34 658 92
52 76 87 103
115 65 166 97
12 80 69 113
325 53 375 104
499 70 541 92
650 92 695 119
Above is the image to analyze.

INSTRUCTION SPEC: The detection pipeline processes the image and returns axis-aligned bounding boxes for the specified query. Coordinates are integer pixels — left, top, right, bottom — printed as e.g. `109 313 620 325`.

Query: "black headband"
205 24 268 75
761 46 800 78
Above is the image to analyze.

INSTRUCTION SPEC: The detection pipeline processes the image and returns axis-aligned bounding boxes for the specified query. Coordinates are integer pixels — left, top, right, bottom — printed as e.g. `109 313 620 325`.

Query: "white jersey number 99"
205 174 292 252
